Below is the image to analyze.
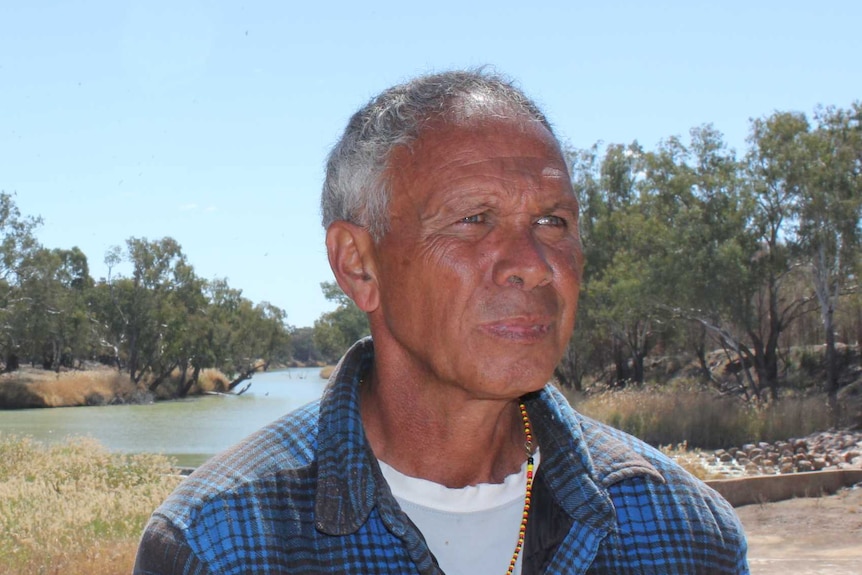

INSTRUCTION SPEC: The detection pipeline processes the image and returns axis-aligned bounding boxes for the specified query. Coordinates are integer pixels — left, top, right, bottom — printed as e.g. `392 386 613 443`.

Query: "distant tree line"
311 103 862 406
0 193 291 398
4 101 859 404
557 102 862 406
285 281 370 366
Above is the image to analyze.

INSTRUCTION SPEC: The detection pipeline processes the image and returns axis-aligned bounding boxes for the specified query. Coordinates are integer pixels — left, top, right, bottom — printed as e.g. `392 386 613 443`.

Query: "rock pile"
706 429 862 477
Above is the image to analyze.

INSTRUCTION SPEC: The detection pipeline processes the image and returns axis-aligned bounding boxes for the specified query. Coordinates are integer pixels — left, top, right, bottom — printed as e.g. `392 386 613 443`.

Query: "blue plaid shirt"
135 338 749 574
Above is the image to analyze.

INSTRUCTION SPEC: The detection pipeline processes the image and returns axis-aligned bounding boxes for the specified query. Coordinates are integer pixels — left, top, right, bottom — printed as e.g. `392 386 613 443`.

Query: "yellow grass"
0 366 232 408
319 365 335 379
28 370 138 407
0 434 183 575
568 386 835 449
150 367 231 399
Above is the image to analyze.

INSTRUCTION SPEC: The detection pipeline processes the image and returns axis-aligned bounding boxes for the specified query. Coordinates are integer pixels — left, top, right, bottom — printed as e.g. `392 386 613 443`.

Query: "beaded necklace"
506 402 534 575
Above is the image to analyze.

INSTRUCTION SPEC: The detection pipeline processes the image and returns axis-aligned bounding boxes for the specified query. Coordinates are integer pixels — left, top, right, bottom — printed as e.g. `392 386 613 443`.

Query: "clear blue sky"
2 1 860 328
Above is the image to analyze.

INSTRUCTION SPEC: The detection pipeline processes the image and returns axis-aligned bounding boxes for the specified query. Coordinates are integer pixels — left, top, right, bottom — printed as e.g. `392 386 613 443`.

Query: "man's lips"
479 319 553 342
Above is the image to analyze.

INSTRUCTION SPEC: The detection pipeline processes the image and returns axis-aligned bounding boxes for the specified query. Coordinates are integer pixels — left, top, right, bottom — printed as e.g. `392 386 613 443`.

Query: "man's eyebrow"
422 195 496 220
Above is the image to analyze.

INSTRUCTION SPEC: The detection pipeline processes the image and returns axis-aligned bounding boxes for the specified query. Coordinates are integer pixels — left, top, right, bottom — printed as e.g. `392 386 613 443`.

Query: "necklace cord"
506 402 534 575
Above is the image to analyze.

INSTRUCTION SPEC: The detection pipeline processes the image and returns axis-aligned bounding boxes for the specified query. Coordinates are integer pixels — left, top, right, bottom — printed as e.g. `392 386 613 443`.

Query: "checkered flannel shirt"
134 337 749 574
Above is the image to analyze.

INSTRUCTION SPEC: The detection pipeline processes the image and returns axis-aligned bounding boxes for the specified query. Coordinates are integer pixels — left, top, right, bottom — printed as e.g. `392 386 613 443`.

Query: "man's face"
370 117 584 400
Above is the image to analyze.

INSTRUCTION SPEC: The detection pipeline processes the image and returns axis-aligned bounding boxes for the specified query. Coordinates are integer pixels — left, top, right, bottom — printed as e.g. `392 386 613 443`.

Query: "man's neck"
359 365 529 488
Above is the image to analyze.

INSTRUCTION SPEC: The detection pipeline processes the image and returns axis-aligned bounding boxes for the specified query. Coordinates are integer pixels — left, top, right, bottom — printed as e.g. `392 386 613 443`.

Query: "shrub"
0 434 182 575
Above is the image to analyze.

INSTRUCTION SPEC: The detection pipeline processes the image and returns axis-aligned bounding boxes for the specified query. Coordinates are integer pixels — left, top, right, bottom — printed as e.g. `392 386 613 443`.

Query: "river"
0 367 329 467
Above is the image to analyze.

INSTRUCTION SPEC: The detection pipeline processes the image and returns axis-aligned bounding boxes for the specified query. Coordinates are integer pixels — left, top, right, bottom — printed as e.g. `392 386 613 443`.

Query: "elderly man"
135 71 749 574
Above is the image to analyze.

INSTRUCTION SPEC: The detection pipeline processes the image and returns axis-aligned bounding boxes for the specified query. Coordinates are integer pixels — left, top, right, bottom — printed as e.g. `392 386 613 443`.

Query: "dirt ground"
737 487 862 574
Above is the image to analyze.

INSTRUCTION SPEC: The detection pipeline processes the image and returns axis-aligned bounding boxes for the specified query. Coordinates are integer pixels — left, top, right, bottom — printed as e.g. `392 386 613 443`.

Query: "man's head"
323 70 583 399
321 70 557 242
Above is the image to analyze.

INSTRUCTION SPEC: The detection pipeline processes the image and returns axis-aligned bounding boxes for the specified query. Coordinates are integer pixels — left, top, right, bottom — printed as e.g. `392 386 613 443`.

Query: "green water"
0 368 328 467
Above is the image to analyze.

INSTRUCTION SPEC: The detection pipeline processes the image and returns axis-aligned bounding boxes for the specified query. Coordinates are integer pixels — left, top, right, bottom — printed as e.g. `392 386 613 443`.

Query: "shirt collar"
314 338 665 536
314 337 378 535
526 386 665 532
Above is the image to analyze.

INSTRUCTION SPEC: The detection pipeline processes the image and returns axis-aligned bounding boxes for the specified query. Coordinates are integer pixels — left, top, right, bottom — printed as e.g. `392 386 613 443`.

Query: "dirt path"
737 487 862 574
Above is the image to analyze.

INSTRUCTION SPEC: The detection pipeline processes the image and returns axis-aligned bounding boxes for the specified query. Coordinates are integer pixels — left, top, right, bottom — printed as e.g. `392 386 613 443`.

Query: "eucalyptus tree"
168 278 291 397
312 281 369 364
557 145 603 388
223 299 290 391
742 112 815 399
0 192 43 369
571 141 672 385
149 257 209 395
0 192 42 286
642 126 773 398
101 236 196 383
795 103 862 397
289 326 323 365
13 247 94 370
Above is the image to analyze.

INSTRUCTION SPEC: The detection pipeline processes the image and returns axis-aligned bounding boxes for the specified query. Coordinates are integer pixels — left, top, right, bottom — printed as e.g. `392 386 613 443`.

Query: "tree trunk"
612 342 629 386
148 361 179 393
5 353 19 372
128 331 140 382
632 351 645 385
692 325 714 383
553 343 582 392
824 307 839 396
228 364 261 391
178 365 201 398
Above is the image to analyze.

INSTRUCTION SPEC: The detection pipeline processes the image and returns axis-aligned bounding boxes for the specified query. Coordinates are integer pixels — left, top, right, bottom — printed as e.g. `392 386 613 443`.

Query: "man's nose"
491 229 553 290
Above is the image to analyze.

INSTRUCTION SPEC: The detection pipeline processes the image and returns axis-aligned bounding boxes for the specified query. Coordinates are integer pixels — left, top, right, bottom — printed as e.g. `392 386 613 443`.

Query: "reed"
567 386 835 449
0 434 183 575
0 366 232 408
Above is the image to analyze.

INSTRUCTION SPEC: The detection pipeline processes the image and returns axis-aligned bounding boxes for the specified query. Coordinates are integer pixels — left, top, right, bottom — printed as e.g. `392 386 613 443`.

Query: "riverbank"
0 365 230 409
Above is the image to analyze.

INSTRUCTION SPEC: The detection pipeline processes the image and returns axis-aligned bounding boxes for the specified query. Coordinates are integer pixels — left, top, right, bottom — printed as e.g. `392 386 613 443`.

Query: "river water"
0 367 329 467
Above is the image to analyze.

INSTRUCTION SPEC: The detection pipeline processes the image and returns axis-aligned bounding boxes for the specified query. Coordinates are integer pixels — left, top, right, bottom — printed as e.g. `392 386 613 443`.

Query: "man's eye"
536 215 567 227
460 214 486 224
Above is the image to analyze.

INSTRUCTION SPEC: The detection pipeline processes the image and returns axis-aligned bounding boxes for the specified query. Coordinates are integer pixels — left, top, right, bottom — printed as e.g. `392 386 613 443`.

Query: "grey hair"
321 69 558 241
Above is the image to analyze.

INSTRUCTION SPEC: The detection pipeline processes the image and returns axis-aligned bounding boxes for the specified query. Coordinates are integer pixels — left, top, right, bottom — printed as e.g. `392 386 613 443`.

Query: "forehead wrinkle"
421 162 576 216
427 156 566 192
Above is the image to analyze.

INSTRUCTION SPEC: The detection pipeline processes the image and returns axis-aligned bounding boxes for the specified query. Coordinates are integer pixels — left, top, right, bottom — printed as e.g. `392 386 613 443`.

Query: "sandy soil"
738 487 862 574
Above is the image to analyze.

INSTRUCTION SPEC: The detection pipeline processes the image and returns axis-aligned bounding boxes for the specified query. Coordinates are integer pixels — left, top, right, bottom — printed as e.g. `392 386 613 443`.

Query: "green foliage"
10 246 95 370
0 194 292 398
312 281 369 363
89 240 292 396
565 100 862 403
3 99 862 407
288 326 323 364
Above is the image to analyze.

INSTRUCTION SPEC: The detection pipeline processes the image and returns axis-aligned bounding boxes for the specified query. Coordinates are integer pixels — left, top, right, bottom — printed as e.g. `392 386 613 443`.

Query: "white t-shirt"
378 450 541 575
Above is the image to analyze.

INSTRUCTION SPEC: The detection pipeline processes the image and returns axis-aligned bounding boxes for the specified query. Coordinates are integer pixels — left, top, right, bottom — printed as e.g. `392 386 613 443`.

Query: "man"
135 70 749 574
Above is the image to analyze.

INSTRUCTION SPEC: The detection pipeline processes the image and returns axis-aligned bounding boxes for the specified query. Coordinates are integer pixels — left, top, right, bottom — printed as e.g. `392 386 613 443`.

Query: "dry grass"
0 434 183 575
319 365 335 379
0 366 231 408
27 370 137 407
150 367 231 399
567 387 835 450
0 366 143 408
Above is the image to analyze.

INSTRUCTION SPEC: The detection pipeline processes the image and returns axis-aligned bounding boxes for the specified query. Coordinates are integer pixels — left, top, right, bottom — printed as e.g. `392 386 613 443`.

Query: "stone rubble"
702 429 862 478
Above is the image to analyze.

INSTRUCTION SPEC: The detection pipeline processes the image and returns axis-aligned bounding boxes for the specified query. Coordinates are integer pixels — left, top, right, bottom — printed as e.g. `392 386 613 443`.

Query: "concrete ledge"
706 469 862 507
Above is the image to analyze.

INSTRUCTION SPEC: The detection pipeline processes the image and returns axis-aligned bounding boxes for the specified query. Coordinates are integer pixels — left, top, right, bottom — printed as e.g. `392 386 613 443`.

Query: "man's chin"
481 361 559 395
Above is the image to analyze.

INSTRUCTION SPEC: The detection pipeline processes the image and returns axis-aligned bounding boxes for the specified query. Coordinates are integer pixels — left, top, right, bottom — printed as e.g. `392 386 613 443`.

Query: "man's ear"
325 221 380 313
